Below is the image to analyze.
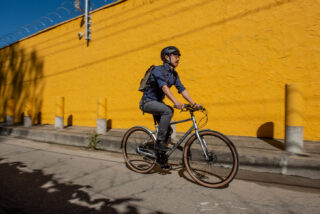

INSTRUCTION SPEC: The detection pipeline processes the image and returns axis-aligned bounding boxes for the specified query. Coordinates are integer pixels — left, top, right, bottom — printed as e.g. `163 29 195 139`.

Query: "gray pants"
140 100 173 142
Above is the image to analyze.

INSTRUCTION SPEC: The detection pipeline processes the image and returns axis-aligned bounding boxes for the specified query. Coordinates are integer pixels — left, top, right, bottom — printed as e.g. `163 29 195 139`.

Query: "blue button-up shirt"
142 63 186 102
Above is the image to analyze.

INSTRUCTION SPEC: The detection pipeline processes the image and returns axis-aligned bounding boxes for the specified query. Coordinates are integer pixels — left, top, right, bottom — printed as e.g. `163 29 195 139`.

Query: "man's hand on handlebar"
174 103 205 111
174 102 185 110
192 103 203 109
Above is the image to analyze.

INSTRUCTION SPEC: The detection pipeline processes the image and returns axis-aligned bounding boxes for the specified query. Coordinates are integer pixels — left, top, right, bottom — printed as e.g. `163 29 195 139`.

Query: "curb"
1 125 319 179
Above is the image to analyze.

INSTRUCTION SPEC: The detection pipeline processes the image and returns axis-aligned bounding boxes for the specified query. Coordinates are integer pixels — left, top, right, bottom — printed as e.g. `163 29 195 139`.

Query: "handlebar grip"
173 104 190 109
174 104 205 111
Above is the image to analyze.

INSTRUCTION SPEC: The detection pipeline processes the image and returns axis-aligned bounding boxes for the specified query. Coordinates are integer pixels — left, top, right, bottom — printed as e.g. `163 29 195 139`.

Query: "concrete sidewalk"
0 124 319 179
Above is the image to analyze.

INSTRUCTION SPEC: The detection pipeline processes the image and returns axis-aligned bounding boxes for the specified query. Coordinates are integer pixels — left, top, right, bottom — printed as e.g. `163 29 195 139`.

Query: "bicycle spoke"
122 127 156 173
184 131 239 188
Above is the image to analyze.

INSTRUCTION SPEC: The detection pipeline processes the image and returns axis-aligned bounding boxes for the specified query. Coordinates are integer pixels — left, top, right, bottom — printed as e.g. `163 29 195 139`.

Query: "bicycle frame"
151 111 210 160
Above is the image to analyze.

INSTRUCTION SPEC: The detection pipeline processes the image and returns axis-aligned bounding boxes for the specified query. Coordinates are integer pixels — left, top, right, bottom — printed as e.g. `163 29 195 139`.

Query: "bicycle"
121 104 239 188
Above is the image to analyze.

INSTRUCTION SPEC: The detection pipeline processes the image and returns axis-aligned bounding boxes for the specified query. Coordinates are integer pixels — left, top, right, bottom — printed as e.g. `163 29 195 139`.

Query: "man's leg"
153 115 173 144
143 101 173 150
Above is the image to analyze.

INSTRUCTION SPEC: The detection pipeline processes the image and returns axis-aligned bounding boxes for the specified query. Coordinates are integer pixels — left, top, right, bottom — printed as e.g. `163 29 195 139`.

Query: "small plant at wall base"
88 132 104 150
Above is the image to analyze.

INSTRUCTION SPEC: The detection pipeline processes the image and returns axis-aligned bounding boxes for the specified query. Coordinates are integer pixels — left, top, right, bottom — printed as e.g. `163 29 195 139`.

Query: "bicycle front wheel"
184 130 239 188
122 127 156 173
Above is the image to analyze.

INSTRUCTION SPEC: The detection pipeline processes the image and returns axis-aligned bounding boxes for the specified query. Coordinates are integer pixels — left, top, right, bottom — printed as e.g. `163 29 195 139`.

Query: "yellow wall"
0 0 319 141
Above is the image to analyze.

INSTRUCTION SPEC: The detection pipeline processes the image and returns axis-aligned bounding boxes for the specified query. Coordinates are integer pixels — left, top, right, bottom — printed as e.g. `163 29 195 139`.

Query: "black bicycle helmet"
161 46 181 62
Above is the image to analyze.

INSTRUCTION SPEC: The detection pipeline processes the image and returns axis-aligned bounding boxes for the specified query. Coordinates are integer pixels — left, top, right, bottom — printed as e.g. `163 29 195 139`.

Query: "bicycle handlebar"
174 104 206 112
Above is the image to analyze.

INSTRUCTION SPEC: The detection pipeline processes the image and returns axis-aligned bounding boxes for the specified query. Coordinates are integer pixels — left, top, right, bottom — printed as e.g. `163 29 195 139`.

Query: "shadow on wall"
107 119 112 130
0 44 45 124
67 114 73 127
257 122 285 150
0 158 164 214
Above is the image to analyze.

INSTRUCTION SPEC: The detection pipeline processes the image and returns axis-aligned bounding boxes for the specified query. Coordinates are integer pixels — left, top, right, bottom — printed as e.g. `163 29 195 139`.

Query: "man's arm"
182 90 202 108
162 85 184 109
173 73 197 106
181 90 196 105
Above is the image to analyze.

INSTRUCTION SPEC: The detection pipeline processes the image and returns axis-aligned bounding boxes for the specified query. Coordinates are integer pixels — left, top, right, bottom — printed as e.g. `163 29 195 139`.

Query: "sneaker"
160 163 172 170
155 151 171 170
155 141 169 151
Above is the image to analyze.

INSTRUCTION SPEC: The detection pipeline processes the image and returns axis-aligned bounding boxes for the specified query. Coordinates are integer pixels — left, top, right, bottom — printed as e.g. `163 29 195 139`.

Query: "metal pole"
97 98 107 134
84 0 91 41
55 97 65 129
285 84 304 154
85 0 89 40
6 99 15 125
24 99 33 127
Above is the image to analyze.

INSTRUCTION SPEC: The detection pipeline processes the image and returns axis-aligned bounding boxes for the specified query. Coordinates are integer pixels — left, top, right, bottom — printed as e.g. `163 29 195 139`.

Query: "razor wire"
0 0 119 48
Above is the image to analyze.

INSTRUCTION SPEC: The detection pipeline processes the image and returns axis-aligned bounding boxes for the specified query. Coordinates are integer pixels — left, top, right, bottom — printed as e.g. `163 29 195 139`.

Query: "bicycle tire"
183 130 239 188
122 127 156 173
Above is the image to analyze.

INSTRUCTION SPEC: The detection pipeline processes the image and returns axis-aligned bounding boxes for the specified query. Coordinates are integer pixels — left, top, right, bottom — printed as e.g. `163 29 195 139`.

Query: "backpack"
138 65 173 92
138 65 155 92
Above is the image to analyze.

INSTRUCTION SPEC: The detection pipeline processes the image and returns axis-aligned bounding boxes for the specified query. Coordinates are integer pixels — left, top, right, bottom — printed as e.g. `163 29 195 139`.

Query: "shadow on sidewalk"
0 158 164 214
258 138 285 150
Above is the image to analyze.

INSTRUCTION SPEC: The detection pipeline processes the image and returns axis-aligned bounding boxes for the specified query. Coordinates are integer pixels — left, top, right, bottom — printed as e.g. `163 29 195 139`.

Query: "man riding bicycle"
139 46 201 167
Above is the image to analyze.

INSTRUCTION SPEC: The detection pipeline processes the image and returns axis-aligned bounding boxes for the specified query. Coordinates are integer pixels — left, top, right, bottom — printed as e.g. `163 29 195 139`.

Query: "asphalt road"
0 136 319 214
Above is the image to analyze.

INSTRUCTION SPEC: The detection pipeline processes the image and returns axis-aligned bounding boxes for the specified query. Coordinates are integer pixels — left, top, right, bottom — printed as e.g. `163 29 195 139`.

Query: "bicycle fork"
192 116 210 161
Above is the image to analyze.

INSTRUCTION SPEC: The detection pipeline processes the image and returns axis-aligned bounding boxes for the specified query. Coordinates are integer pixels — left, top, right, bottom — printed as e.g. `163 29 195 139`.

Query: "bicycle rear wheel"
184 130 239 188
122 127 156 173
